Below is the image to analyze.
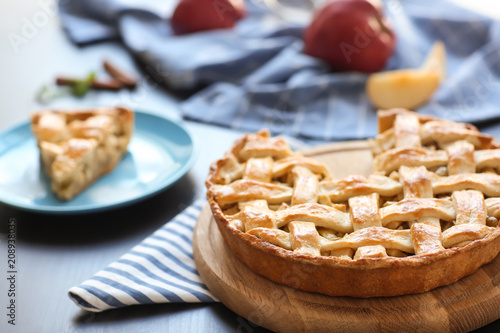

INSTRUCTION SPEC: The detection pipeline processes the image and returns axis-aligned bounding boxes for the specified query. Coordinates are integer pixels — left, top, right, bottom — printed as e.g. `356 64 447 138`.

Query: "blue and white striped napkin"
68 199 218 312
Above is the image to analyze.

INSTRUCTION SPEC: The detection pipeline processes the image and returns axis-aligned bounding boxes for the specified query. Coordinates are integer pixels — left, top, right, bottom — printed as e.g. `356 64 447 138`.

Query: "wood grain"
193 140 500 333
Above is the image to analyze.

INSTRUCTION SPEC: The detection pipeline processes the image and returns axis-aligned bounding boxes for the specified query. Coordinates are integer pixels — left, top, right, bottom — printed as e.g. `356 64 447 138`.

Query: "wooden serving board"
193 141 500 333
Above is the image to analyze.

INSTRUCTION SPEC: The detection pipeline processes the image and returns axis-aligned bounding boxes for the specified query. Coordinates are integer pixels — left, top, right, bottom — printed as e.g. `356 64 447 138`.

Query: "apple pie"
206 109 500 297
31 107 134 201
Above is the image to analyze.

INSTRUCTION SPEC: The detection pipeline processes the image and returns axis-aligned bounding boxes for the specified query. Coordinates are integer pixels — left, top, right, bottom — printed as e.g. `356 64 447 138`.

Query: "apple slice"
420 41 446 81
366 41 446 109
366 69 440 109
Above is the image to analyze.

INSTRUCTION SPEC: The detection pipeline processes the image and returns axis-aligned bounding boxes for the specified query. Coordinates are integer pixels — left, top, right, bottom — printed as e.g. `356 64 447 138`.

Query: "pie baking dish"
206 109 500 297
31 107 134 200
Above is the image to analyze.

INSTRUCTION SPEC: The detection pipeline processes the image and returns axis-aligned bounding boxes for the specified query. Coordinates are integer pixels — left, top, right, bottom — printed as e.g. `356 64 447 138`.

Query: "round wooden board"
193 140 500 333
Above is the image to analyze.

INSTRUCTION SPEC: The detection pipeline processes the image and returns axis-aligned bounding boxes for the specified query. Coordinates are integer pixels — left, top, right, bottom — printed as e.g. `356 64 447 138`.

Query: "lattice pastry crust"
206 109 500 297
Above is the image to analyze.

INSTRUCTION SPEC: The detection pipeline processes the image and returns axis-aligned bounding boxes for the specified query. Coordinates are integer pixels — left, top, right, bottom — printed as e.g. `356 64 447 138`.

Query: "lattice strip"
420 120 497 149
353 245 388 259
452 190 486 225
320 174 402 202
442 224 494 248
236 200 276 232
273 156 331 179
432 173 500 196
373 147 448 174
395 112 421 148
486 198 500 219
475 149 500 172
377 108 434 134
289 222 322 256
348 193 390 259
410 223 444 255
210 155 244 185
291 166 319 205
399 166 433 199
275 203 352 233
349 193 381 231
233 130 294 161
373 128 395 155
446 141 475 175
243 157 273 183
212 180 292 207
380 198 455 225
399 166 440 227
399 166 443 252
329 248 355 258
247 228 291 250
321 227 413 253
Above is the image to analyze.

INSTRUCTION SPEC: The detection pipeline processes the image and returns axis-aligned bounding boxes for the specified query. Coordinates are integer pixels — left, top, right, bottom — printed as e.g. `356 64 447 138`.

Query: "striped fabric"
68 199 218 312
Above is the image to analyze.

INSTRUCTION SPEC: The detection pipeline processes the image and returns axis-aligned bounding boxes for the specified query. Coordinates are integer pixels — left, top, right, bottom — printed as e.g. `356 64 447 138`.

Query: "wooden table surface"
1 1 500 332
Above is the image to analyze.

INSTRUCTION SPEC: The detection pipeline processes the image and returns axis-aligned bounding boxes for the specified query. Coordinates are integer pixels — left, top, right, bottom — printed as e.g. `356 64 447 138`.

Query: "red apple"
171 0 246 35
304 0 396 73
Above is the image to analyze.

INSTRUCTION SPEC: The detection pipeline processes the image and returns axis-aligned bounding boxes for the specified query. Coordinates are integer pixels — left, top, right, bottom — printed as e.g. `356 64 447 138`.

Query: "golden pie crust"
31 107 134 200
206 109 500 297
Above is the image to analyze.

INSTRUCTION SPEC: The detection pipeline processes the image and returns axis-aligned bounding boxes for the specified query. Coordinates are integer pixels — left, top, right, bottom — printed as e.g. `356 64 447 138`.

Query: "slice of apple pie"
30 107 134 200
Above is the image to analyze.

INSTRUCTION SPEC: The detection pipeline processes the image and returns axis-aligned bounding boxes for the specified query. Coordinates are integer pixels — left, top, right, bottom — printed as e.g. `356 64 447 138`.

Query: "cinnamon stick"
89 78 124 91
103 59 138 89
56 77 124 91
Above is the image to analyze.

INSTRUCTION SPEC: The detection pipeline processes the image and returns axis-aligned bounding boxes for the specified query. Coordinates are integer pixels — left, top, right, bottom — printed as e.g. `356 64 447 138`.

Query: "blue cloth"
59 0 500 140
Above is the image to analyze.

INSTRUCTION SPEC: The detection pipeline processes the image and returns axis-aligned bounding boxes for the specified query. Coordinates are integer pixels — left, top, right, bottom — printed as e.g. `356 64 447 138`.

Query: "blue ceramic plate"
0 111 197 214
